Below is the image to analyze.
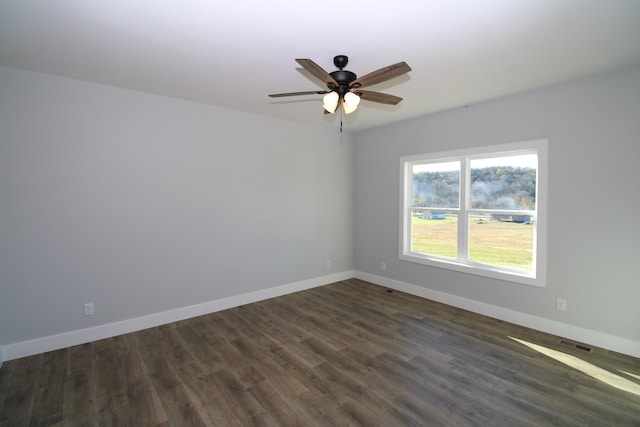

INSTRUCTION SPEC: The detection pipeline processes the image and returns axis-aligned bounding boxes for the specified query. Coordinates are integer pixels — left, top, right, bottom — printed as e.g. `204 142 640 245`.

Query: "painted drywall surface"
354 66 640 342
0 66 354 346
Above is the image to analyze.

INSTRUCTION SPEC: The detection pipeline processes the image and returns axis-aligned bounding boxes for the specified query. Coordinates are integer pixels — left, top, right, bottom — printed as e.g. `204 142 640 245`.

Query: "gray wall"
354 66 640 343
0 66 354 347
2 63 639 355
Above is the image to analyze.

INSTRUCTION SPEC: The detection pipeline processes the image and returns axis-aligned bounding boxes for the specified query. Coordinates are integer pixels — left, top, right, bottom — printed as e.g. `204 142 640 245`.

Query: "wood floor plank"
250 301 312 343
293 389 344 427
336 346 454 426
312 359 417 427
175 362 244 427
28 349 67 426
248 381 318 427
92 338 138 427
205 312 243 342
1 279 639 426
209 368 279 427
144 356 209 427
156 324 200 368
61 344 99 427
258 299 349 352
0 361 15 418
0 355 42 426
229 334 308 398
122 336 169 427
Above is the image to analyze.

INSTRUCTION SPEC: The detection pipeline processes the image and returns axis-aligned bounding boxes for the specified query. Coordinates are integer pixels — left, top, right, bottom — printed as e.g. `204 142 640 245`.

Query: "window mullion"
458 158 469 260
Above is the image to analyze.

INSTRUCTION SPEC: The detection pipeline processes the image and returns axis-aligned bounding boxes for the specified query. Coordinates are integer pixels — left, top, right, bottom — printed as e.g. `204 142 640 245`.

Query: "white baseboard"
4 269 638 363
355 271 640 359
1 270 355 362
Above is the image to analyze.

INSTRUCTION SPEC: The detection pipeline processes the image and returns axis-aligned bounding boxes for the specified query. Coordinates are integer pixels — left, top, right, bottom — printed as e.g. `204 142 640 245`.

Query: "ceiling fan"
269 55 411 115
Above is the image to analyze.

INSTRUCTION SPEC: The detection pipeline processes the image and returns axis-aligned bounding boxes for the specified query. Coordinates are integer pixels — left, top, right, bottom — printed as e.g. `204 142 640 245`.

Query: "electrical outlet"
326 259 332 269
381 262 387 271
556 298 566 312
84 302 95 316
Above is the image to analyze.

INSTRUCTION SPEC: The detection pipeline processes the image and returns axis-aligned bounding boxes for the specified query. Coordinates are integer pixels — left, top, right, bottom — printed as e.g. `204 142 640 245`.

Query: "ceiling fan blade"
296 59 338 88
269 90 327 98
355 90 403 105
350 62 411 89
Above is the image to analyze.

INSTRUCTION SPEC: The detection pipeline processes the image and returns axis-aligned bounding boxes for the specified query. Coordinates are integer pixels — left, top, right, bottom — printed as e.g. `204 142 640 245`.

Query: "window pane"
468 213 534 270
470 155 536 210
412 162 460 208
411 211 458 258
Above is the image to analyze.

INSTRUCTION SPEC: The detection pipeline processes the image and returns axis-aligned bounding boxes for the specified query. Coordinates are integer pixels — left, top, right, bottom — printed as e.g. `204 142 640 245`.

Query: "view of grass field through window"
411 214 534 270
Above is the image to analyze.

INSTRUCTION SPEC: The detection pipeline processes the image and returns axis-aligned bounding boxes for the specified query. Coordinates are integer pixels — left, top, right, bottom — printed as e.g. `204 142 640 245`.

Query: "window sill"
399 253 545 287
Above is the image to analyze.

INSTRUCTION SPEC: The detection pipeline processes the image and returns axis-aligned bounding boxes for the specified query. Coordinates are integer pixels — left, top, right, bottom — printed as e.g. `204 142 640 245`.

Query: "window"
400 140 547 286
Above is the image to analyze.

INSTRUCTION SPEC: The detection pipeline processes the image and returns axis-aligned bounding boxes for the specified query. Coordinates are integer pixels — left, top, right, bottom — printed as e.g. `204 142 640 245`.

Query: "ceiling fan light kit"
323 91 340 114
269 55 411 119
322 91 360 115
343 91 361 114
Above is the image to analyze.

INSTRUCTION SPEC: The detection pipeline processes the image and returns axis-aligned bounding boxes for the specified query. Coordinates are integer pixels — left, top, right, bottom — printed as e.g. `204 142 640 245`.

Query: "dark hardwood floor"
1 279 639 426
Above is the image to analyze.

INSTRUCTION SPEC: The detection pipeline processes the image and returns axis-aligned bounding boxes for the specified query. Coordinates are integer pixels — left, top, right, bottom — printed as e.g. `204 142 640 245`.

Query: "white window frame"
400 140 547 287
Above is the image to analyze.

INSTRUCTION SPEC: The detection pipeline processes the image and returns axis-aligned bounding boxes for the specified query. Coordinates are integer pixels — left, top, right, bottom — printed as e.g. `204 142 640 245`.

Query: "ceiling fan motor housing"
329 69 357 95
329 55 357 95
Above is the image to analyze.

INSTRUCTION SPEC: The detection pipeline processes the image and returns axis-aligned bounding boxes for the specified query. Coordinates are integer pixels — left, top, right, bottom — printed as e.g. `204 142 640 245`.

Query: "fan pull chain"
340 108 343 133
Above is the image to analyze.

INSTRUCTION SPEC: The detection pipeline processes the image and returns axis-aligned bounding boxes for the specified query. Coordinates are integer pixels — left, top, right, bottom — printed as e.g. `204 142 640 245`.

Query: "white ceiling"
1 0 640 132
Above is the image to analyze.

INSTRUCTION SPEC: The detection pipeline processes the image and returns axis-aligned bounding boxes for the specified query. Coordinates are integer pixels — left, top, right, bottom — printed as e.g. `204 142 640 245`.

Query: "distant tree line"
413 166 536 210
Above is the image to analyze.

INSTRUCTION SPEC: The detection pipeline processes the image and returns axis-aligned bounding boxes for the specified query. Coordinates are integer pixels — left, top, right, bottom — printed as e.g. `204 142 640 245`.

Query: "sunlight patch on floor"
619 370 640 382
509 336 640 397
